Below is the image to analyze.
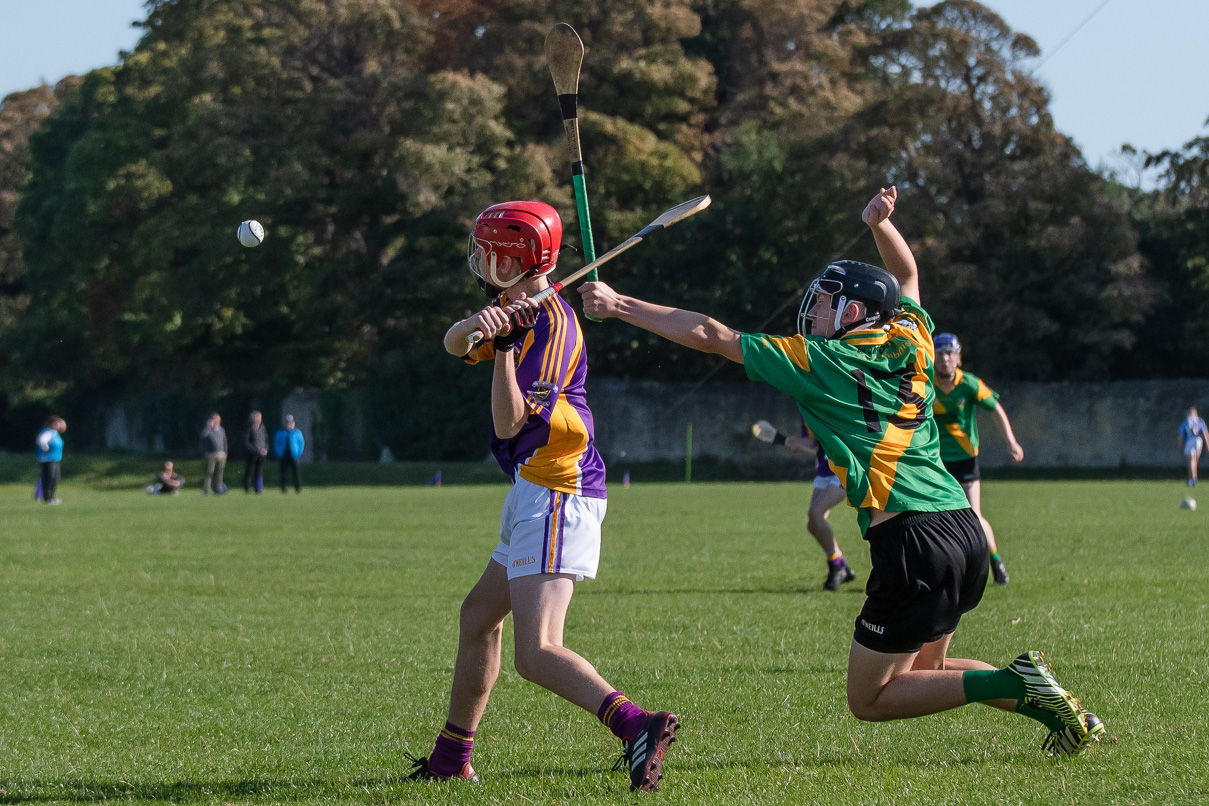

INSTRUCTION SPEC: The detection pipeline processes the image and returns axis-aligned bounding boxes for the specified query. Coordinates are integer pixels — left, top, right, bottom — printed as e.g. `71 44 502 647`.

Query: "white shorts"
812 474 843 491
492 477 606 581
1185 438 1204 457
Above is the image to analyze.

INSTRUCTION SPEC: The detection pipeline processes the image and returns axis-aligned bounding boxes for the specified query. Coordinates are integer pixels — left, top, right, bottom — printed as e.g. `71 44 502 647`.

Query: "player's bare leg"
447 560 513 730
1188 448 1200 485
508 573 614 710
847 637 1102 754
510 573 679 791
410 561 512 781
848 636 981 721
807 484 847 554
807 484 855 590
963 479 1008 585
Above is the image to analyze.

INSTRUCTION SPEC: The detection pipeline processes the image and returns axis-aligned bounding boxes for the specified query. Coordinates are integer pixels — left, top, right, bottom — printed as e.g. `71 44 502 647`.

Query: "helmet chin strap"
486 252 524 289
831 295 849 335
831 298 881 339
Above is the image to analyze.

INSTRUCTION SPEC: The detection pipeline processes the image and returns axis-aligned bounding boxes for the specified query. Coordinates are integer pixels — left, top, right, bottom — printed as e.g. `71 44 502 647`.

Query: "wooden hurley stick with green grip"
545 23 601 321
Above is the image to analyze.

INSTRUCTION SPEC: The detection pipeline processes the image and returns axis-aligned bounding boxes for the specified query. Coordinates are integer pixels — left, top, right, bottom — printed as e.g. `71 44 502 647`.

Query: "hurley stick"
466 195 712 346
545 23 601 321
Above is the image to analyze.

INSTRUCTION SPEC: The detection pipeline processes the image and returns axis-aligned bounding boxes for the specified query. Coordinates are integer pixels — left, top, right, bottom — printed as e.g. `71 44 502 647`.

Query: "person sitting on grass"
147 461 185 495
579 185 1104 758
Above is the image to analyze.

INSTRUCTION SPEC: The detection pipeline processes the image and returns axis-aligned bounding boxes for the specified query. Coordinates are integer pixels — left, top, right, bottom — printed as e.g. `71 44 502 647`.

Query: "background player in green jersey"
579 186 1104 757
932 334 1024 585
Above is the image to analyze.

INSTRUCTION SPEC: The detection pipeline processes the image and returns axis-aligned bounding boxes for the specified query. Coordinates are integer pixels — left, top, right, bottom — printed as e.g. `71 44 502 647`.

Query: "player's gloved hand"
493 298 538 351
493 324 532 352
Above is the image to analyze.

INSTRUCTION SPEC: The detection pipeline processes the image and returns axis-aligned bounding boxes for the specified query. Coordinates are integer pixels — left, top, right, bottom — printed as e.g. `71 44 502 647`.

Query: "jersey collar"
838 325 890 346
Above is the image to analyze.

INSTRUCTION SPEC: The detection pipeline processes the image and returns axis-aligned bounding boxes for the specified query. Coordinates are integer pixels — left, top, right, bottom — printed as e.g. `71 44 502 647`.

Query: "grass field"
0 475 1205 804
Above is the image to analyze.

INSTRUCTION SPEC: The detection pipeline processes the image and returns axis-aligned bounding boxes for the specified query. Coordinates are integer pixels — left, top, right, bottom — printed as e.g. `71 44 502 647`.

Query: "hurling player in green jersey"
932 334 1024 585
579 187 1103 756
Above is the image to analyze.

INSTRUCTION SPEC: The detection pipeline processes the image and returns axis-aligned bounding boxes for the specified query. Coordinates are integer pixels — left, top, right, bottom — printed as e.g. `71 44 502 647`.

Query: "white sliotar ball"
1180 497 1197 511
237 219 265 247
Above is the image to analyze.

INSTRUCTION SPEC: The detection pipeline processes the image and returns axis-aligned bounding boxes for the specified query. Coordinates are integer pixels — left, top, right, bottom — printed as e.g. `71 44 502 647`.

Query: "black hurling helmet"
797 260 902 338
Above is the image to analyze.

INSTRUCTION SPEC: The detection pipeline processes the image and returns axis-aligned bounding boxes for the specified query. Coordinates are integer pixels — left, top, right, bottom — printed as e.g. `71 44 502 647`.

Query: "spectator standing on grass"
200 413 228 495
243 410 269 493
35 416 66 505
1179 407 1208 487
147 461 185 495
275 414 304 493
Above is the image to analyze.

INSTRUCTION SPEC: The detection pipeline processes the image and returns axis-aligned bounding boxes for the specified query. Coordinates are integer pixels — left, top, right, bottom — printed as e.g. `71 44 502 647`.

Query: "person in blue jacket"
275 414 305 493
35 416 67 505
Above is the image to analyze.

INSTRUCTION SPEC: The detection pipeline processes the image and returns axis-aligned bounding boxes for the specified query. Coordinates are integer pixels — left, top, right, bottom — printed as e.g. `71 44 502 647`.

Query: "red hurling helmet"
468 201 562 294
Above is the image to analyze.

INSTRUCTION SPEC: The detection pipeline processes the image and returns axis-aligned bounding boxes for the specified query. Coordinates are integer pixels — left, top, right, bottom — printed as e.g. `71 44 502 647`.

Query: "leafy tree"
829 0 1146 381
0 81 77 370
1130 127 1209 376
15 0 559 402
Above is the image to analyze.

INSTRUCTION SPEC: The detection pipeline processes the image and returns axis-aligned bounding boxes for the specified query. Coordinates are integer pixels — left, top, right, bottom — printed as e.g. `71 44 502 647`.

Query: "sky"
1 0 1207 181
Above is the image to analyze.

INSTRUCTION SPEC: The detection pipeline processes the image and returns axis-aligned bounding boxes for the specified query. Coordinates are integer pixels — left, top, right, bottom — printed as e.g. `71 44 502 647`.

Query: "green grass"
0 478 1204 804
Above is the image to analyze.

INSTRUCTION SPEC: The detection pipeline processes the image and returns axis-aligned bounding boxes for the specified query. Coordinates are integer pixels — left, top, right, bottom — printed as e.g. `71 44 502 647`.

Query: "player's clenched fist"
503 293 540 328
862 185 897 227
469 302 514 340
578 281 624 319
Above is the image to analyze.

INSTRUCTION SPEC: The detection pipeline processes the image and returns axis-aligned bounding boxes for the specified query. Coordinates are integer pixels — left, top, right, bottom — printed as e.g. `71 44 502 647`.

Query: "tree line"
0 0 1205 456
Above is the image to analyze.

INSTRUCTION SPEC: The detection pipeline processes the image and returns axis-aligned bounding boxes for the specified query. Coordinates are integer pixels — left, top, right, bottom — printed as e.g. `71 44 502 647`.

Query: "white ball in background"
1180 497 1197 511
237 219 265 247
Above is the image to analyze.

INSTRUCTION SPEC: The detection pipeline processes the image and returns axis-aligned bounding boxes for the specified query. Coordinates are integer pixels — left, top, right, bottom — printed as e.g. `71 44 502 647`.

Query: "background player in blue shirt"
1179 407 1208 486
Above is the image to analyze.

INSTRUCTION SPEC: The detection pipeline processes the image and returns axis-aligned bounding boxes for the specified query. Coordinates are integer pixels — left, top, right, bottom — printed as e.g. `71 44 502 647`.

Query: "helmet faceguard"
797 260 902 339
468 201 562 296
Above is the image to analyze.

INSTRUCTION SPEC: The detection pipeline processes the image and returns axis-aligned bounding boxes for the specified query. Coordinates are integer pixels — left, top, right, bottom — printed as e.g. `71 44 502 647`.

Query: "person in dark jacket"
242 410 269 493
274 414 305 493
200 413 228 494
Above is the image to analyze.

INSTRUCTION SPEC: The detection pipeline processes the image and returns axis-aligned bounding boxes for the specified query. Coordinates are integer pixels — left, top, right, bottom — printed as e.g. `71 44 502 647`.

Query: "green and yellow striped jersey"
741 298 968 533
932 368 999 462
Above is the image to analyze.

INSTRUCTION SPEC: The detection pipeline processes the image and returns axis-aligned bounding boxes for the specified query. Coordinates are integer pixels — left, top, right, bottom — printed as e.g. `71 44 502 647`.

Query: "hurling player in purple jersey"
407 201 677 793
774 419 857 591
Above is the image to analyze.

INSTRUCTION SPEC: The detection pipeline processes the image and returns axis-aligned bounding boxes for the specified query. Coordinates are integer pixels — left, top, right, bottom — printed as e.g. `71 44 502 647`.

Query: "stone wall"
94 378 1209 470
588 378 1209 470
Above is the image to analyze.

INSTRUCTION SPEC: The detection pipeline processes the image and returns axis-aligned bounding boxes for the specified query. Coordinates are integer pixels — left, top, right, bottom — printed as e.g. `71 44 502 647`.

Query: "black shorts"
942 456 981 484
853 508 989 654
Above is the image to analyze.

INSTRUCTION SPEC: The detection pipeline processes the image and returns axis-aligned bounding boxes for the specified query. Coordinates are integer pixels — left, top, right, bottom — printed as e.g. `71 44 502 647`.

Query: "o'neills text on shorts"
513 556 536 569
860 618 885 635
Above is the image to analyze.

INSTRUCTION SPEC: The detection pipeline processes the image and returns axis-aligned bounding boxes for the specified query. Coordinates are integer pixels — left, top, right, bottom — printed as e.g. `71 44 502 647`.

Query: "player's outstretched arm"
579 281 744 363
992 403 1024 463
784 435 812 454
862 186 920 304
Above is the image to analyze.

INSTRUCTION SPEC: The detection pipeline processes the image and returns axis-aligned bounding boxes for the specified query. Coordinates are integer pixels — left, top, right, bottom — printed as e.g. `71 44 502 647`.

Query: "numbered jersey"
932 369 999 461
742 298 967 532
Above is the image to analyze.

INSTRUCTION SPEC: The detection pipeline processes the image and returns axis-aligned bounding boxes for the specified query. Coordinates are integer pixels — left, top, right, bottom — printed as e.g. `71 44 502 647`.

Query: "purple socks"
598 691 648 742
428 720 475 778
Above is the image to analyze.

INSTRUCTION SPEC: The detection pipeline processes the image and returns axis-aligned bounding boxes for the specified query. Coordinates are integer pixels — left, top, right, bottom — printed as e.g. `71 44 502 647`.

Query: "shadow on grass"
0 748 1020 802
0 776 425 804
579 586 865 597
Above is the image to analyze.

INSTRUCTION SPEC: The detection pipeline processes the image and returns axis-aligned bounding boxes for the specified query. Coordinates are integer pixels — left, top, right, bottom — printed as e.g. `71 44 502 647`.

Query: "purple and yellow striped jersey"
465 293 607 499
799 418 835 478
932 368 999 461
